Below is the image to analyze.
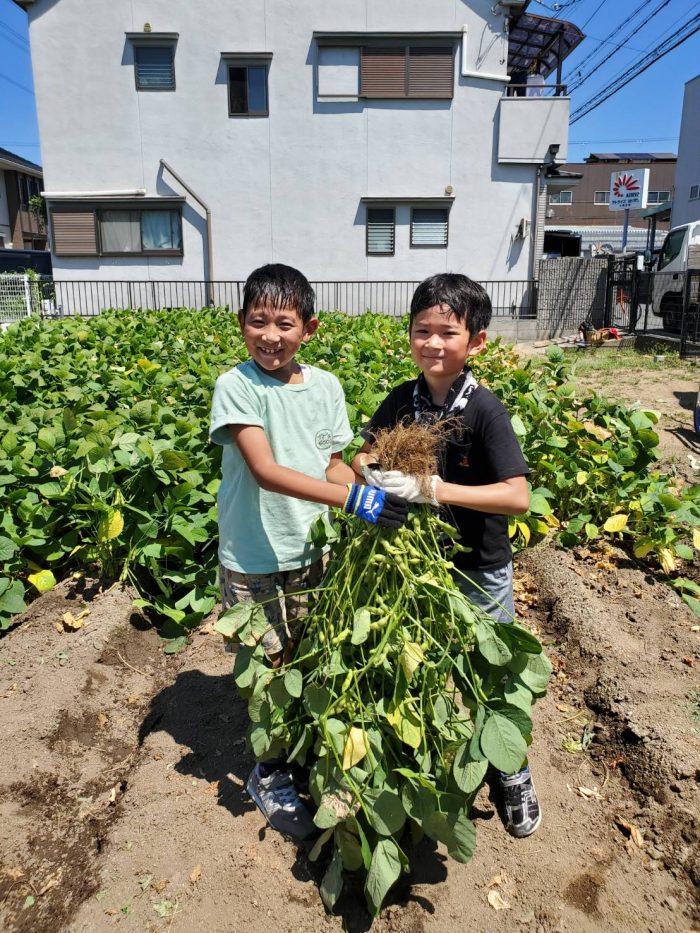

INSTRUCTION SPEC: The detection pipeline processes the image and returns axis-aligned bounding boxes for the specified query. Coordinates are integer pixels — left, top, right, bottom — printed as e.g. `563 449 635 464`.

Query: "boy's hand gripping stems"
343 483 408 528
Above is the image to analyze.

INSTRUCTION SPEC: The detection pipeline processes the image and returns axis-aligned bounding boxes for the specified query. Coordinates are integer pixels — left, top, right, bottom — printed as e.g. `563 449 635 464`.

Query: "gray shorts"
457 562 514 625
219 557 326 658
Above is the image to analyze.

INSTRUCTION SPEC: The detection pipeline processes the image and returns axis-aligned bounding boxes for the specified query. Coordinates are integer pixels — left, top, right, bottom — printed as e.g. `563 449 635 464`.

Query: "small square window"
411 208 449 248
691 184 699 200
228 65 269 116
549 190 572 205
594 191 610 205
366 208 395 255
135 45 175 90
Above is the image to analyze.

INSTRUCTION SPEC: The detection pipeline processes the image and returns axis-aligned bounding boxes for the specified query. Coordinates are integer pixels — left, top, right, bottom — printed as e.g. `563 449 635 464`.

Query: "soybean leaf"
452 743 488 794
399 641 424 682
480 712 527 774
352 607 371 645
518 651 553 695
304 684 331 719
489 700 533 738
287 725 312 765
504 678 534 714
0 579 26 616
474 619 512 666
320 847 344 912
353 817 373 870
447 591 476 625
364 788 406 836
284 668 303 698
447 811 477 863
308 827 334 862
342 726 369 771
500 622 542 655
335 825 364 871
0 536 17 561
365 838 402 917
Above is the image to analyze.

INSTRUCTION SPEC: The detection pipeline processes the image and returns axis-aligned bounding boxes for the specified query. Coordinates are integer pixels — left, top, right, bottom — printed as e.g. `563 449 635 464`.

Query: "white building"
16 0 581 302
671 73 700 229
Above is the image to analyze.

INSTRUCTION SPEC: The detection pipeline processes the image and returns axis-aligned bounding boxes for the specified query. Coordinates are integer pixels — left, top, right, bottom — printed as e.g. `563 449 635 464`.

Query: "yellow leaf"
517 521 531 545
98 509 124 543
693 528 700 550
386 701 422 749
342 727 369 771
28 569 56 593
399 642 424 682
189 865 202 885
603 514 628 533
658 547 676 574
576 471 589 486
633 541 655 558
487 889 512 911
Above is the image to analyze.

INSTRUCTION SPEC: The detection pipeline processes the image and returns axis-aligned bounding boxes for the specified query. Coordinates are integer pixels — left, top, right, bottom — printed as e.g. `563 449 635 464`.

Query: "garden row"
1 309 699 636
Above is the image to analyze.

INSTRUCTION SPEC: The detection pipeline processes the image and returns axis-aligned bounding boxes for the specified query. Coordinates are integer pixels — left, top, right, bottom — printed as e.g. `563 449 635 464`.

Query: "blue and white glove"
364 468 439 506
343 483 408 528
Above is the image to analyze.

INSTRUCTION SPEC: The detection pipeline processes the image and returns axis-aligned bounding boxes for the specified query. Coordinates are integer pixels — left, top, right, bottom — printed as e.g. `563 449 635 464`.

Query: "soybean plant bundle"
216 425 551 917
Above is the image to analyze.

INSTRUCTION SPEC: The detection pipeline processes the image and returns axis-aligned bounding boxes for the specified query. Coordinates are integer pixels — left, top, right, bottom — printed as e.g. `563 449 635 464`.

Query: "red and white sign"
609 168 650 211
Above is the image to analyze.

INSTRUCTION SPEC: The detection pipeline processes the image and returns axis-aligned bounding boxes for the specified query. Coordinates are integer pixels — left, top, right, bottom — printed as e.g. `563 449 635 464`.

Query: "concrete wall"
672 75 700 229
497 96 569 164
536 257 608 336
27 0 544 284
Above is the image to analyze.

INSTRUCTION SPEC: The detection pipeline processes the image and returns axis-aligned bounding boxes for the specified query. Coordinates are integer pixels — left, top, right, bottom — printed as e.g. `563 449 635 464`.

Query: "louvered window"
366 209 395 255
410 209 449 248
134 45 175 90
360 46 453 99
51 207 182 256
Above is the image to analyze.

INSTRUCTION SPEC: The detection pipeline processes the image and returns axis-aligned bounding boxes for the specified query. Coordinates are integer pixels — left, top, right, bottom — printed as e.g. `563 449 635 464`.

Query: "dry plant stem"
371 419 455 496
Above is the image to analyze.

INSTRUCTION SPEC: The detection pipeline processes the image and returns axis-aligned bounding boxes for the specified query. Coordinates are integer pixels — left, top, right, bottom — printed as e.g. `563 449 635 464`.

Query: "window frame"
410 207 449 249
222 54 273 118
50 203 184 258
690 184 700 200
98 208 183 257
359 43 455 100
548 190 572 205
647 190 671 205
366 207 396 256
134 44 176 92
127 33 179 92
594 190 610 205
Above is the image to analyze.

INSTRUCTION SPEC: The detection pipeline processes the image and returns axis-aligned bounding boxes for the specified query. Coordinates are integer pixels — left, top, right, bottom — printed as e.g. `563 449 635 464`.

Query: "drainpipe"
460 25 511 83
159 159 214 306
530 166 542 281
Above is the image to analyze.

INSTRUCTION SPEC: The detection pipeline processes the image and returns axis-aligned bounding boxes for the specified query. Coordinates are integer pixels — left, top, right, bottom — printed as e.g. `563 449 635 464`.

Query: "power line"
0 71 34 95
570 14 700 123
580 0 608 31
570 136 677 144
0 19 29 48
0 29 30 56
566 0 672 92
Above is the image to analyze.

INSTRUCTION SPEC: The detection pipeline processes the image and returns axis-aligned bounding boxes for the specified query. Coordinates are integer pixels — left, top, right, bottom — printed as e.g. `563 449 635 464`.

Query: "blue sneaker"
499 766 541 838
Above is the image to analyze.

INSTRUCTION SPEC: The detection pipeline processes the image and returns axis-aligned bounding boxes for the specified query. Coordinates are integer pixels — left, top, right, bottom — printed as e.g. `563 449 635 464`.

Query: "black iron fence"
9 277 538 320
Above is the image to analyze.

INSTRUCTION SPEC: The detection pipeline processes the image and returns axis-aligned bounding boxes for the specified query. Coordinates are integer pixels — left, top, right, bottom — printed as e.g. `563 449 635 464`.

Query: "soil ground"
1 349 699 933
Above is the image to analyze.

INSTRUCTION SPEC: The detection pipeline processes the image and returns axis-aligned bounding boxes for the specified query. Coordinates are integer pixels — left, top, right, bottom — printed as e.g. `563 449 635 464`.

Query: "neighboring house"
16 0 582 292
545 152 676 253
671 74 700 228
0 147 47 250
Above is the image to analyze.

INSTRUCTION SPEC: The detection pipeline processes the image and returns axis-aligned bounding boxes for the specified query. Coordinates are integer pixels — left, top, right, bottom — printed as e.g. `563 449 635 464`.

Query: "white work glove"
364 467 439 506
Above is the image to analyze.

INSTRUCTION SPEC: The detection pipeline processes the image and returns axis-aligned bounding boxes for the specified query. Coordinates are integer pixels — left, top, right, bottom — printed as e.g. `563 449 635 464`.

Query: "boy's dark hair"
409 273 492 334
242 264 316 323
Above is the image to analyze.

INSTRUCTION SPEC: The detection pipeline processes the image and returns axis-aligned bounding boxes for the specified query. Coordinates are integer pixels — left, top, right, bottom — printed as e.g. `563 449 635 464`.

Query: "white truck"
653 221 700 331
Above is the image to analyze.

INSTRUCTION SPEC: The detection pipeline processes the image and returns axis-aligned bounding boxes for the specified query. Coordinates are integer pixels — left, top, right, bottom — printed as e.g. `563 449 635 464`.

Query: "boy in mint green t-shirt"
209 263 408 841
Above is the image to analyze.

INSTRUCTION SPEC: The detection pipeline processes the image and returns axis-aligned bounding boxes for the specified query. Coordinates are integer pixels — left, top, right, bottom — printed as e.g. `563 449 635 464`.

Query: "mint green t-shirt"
210 360 353 574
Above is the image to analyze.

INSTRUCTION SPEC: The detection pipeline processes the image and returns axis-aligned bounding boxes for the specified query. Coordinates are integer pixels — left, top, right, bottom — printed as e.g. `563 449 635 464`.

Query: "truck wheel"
660 296 682 333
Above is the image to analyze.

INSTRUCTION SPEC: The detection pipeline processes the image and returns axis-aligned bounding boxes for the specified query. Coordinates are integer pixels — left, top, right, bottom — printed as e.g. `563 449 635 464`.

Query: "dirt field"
1 350 699 933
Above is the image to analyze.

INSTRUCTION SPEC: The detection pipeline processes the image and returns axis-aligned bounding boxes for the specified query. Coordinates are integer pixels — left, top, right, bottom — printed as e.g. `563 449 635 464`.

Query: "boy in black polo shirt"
352 272 541 838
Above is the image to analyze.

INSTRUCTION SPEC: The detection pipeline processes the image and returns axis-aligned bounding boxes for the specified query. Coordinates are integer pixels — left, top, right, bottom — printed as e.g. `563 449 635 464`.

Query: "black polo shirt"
361 379 530 572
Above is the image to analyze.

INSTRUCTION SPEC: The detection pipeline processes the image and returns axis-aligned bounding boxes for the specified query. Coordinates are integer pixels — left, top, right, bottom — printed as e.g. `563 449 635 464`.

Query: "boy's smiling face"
410 304 486 388
239 302 318 382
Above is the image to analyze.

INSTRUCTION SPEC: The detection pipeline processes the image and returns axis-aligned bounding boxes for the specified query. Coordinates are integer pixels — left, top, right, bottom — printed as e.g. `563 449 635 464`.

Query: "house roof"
585 152 677 162
507 10 584 78
0 146 43 175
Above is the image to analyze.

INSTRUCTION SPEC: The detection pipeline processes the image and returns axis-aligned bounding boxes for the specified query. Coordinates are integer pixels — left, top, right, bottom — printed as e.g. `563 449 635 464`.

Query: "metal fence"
0 276 538 320
0 274 36 324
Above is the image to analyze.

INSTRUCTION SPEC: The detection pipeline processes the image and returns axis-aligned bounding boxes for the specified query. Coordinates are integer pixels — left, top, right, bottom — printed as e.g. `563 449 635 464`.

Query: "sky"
0 0 698 168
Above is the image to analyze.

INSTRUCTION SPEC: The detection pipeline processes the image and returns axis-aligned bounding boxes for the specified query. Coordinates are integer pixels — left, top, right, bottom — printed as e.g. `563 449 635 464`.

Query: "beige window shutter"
51 211 98 256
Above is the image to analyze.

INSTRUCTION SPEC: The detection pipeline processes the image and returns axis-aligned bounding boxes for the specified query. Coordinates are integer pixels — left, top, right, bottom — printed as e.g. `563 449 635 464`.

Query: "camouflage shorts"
219 557 327 658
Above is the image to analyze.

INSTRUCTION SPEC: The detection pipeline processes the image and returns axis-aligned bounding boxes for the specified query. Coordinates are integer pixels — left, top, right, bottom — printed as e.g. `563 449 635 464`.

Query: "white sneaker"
245 764 316 840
